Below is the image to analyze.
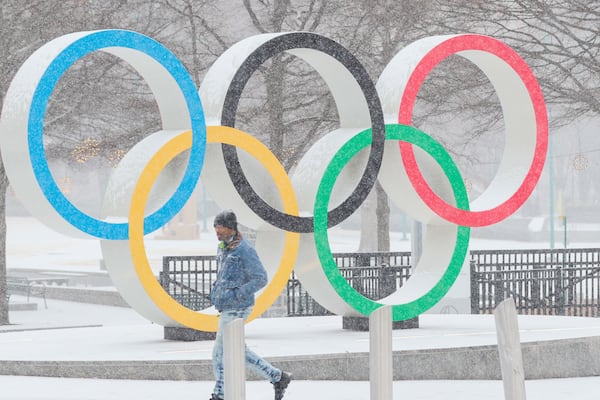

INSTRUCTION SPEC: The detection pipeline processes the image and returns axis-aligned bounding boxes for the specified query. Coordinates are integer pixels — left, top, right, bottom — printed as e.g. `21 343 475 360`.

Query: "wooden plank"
223 318 245 400
494 297 527 400
370 305 392 400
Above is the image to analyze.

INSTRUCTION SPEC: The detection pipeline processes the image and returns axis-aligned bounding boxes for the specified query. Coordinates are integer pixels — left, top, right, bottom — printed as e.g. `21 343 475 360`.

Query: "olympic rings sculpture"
0 30 547 331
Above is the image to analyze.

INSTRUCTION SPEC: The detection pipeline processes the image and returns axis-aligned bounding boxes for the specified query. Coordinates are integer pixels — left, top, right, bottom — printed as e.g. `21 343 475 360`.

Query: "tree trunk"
358 182 390 252
0 160 10 325
266 54 286 159
376 182 390 252
358 188 377 252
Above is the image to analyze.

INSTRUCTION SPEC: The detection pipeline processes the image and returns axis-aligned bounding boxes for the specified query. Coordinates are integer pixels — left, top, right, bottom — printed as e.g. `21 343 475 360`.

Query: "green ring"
313 124 470 320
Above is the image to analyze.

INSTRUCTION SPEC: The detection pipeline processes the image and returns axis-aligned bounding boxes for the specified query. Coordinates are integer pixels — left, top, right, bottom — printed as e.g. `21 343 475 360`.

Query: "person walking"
209 209 292 400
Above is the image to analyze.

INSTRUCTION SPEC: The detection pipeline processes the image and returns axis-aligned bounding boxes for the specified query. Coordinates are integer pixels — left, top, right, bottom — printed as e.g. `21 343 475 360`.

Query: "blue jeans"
212 307 282 398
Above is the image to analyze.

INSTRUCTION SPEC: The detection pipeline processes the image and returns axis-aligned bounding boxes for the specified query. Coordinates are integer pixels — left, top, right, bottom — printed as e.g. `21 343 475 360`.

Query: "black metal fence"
161 252 412 315
161 248 600 318
160 256 218 311
286 252 412 316
470 248 600 316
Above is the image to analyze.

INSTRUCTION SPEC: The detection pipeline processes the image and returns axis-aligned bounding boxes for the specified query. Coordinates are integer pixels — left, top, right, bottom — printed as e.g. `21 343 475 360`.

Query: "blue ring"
28 30 206 240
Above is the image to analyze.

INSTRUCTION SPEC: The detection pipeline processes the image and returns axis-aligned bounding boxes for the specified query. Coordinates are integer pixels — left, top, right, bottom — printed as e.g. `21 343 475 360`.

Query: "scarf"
220 231 242 250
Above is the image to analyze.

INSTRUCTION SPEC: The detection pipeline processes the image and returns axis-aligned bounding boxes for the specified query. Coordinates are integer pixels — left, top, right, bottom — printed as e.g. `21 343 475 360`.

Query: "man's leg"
245 346 282 383
243 332 292 400
215 308 291 399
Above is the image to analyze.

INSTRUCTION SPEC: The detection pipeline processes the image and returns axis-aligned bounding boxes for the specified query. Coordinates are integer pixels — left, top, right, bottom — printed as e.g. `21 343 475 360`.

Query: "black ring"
221 32 385 233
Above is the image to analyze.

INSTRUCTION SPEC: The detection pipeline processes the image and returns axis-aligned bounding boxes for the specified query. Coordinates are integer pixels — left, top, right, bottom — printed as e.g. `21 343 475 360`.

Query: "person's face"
214 224 236 242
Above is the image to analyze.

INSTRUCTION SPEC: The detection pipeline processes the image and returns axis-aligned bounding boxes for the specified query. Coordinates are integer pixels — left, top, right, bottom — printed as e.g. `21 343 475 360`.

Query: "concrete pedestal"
342 315 419 331
164 326 216 341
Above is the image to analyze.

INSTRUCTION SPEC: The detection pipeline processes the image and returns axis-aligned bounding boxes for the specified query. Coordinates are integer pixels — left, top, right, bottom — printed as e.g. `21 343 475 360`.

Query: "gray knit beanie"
213 210 237 230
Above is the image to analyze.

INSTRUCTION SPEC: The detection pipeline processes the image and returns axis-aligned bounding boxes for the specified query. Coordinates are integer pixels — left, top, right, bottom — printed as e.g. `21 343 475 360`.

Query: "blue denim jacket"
210 238 268 311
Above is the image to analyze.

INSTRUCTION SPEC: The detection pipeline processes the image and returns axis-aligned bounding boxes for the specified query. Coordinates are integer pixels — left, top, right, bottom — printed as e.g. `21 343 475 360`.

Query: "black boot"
273 371 292 400
210 394 223 400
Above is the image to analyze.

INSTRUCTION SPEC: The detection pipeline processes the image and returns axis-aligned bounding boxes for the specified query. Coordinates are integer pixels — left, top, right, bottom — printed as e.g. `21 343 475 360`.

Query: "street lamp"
549 132 555 249
542 34 556 250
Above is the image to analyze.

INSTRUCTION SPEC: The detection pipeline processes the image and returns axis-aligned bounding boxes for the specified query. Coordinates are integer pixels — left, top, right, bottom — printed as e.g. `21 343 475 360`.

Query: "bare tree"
0 0 90 325
323 1 444 251
434 0 600 123
0 0 167 324
328 1 600 249
236 0 338 169
430 0 600 227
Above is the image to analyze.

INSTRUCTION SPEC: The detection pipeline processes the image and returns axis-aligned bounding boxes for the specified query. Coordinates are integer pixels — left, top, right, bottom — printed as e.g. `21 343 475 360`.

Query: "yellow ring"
128 126 300 331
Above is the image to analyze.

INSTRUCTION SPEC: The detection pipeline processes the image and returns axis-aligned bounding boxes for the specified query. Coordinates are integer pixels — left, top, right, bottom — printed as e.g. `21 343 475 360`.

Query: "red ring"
398 34 548 227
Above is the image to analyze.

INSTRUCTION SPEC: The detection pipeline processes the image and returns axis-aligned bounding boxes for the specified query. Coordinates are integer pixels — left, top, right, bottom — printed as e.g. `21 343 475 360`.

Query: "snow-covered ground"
4 295 600 400
2 216 600 399
3 375 600 400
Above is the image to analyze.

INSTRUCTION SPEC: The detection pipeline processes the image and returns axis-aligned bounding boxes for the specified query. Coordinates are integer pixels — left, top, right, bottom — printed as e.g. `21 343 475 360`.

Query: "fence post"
556 267 565 315
470 260 479 314
494 297 526 400
380 266 396 298
224 318 245 400
370 305 392 400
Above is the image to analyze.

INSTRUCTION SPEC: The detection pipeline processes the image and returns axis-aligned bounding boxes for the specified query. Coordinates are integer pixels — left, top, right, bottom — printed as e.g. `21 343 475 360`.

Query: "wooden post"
494 297 527 400
223 318 245 400
370 305 393 400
